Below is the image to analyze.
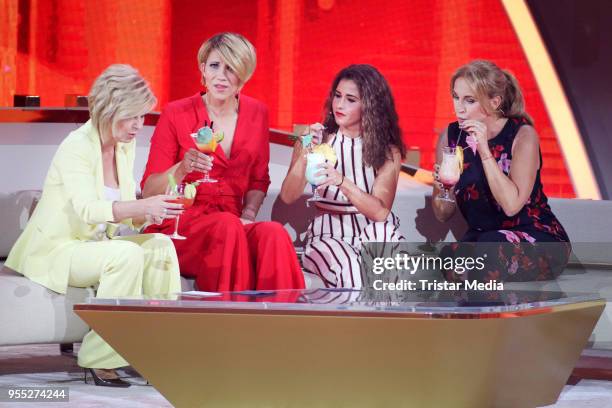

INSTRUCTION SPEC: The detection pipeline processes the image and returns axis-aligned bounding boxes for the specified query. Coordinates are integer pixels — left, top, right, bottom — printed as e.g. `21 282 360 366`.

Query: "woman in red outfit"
141 32 304 292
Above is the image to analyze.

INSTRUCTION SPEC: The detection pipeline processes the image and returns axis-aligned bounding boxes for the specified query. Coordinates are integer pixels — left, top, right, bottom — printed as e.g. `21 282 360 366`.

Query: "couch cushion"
0 263 91 346
0 190 41 258
549 198 612 265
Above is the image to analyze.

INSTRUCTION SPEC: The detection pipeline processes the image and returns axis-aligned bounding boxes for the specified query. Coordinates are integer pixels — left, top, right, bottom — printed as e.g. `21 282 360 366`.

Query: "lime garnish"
215 131 224 143
184 183 197 199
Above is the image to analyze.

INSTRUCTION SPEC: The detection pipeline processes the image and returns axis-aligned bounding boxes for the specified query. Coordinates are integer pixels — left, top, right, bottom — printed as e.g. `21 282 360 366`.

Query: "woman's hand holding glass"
165 183 195 240
315 162 343 190
142 194 184 225
180 148 213 177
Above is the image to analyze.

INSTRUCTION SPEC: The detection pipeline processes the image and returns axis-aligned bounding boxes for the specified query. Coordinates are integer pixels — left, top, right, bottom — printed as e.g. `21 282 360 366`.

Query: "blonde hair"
197 32 257 87
88 64 157 139
451 60 533 125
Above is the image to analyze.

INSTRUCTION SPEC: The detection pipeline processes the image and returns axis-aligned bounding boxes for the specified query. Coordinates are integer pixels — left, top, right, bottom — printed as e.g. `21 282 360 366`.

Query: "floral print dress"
443 118 571 282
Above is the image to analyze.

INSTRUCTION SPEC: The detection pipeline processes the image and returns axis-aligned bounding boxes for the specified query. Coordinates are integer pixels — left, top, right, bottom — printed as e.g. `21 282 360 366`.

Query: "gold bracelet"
481 155 494 161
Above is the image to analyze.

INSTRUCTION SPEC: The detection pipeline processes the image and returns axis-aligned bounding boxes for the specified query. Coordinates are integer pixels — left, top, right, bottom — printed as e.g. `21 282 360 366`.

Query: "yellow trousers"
68 233 181 369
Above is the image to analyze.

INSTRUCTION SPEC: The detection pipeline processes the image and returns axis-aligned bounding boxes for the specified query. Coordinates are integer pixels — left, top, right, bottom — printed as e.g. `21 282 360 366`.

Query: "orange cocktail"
195 138 217 155
167 197 195 209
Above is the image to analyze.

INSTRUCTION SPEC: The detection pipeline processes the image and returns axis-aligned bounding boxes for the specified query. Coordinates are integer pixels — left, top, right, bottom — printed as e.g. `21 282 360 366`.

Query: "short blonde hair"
88 64 157 139
197 32 257 86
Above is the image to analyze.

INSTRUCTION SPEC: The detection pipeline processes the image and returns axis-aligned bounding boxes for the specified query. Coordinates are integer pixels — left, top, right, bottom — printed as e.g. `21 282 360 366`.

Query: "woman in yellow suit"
6 64 183 387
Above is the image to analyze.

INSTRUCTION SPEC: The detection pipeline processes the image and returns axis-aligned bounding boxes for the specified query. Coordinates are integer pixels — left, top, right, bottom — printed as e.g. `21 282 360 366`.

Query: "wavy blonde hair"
197 32 257 87
451 59 533 125
88 64 157 140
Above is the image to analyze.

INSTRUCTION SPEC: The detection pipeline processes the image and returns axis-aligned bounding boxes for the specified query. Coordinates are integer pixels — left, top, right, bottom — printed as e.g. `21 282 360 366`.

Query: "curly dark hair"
322 64 405 170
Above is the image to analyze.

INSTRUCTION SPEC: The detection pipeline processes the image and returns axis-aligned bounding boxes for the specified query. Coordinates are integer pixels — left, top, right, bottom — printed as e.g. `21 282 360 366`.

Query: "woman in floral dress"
433 60 570 282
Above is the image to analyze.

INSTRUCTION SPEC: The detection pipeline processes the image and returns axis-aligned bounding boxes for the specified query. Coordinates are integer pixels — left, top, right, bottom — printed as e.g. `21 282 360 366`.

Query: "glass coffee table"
74 289 604 408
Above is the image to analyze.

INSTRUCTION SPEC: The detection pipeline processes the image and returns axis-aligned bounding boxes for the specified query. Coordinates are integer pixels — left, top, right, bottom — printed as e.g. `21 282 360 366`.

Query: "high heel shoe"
83 368 131 388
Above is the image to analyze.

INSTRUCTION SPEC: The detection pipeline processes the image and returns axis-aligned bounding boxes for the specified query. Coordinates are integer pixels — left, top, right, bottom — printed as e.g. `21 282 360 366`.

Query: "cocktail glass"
190 133 218 183
437 147 461 203
166 183 195 240
305 152 327 204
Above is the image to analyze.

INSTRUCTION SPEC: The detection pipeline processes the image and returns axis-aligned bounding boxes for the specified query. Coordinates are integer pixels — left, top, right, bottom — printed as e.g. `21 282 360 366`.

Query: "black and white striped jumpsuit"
302 131 405 288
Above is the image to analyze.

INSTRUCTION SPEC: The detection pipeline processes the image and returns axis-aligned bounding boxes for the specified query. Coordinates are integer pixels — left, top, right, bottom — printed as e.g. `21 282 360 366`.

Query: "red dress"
141 92 304 292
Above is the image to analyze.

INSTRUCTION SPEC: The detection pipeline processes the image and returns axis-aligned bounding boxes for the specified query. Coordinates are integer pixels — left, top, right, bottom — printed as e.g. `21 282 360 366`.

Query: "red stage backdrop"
0 0 574 197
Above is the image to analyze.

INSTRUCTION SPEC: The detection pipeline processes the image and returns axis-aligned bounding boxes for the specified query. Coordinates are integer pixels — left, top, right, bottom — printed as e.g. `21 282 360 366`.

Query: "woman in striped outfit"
280 64 406 288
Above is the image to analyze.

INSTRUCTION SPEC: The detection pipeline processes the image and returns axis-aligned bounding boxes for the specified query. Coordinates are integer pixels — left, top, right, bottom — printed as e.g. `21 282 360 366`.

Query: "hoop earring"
497 107 506 117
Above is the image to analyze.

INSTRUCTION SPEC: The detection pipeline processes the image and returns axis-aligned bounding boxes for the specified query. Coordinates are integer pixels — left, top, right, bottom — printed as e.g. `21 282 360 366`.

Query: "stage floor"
1 344 612 407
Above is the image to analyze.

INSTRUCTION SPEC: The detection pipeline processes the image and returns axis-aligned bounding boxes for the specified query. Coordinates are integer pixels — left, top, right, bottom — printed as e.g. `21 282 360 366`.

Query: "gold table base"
76 300 604 408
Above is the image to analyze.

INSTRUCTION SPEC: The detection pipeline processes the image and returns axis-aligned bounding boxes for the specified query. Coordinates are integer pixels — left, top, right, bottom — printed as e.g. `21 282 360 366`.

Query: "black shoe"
59 343 74 356
83 368 131 388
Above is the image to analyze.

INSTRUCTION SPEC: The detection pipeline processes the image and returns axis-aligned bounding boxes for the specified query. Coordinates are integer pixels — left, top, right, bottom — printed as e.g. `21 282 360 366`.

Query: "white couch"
2 187 612 347
1 121 611 349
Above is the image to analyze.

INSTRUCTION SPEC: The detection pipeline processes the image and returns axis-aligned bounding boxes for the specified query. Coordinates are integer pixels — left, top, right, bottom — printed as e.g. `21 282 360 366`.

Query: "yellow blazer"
6 120 139 294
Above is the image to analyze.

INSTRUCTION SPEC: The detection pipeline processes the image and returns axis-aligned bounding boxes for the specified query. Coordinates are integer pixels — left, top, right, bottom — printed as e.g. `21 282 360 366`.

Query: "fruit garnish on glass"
190 122 224 183
311 143 338 166
183 183 197 201
288 125 325 149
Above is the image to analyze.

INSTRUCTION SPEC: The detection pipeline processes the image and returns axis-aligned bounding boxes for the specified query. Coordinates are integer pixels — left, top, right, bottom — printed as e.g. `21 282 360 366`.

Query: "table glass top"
77 288 602 317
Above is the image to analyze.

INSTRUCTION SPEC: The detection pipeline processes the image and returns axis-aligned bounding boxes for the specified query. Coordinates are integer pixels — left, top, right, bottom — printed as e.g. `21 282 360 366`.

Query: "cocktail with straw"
436 146 463 203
